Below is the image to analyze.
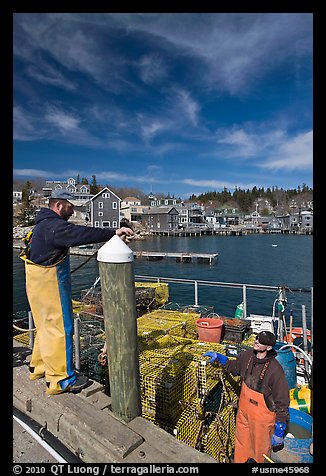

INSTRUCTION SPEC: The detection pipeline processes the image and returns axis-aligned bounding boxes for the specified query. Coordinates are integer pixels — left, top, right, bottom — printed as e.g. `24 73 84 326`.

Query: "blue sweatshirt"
29 208 116 266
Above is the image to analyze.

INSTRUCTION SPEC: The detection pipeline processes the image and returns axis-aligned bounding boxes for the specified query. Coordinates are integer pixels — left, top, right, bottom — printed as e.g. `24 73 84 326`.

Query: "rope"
13 323 36 332
278 343 313 366
70 250 98 274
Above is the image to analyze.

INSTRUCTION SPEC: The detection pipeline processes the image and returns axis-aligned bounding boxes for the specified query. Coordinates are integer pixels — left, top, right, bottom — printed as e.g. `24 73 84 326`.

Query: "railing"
134 274 313 350
17 274 313 376
135 274 312 313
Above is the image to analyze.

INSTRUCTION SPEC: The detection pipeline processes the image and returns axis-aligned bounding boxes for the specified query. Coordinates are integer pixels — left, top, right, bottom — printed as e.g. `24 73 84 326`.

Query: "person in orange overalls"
204 331 290 463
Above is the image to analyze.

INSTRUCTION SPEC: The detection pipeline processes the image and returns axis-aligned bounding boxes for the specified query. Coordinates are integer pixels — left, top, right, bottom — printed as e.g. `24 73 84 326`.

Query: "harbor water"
13 233 313 328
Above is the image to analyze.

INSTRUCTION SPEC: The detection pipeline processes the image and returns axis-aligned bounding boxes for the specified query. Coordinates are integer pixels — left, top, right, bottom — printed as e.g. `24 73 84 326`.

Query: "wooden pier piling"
97 236 141 422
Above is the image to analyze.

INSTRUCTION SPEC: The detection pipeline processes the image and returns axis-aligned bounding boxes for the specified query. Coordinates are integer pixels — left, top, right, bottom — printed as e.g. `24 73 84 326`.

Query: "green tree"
90 175 100 195
17 181 37 226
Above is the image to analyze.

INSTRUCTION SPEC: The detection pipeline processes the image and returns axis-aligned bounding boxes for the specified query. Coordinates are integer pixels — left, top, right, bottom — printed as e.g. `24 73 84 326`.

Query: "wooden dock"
13 244 217 263
133 251 218 263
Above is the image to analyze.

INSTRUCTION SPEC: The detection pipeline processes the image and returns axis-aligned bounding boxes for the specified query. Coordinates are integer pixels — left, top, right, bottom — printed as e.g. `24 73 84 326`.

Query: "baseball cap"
256 331 276 347
51 189 79 205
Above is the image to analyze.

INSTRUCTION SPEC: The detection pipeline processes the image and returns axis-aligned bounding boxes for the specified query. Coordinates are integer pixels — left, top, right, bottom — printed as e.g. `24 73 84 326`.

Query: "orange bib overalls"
233 360 276 463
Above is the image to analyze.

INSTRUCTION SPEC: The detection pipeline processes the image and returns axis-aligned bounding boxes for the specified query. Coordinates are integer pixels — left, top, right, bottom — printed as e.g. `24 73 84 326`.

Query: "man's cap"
256 331 276 347
51 189 79 205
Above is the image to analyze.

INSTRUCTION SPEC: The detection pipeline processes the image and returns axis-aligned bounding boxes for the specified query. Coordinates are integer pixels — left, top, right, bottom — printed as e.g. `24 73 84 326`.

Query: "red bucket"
196 318 224 343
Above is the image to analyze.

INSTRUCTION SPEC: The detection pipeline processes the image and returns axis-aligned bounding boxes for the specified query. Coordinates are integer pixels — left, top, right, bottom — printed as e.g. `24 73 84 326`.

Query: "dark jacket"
225 348 290 423
29 208 116 266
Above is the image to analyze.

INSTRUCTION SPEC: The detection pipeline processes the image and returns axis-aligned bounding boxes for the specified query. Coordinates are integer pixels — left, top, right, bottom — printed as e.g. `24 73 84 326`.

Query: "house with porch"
42 177 93 204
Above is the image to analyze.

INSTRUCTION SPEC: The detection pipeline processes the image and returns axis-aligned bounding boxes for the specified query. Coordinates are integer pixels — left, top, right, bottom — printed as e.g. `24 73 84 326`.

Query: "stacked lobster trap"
133 309 242 461
76 282 169 319
14 288 242 462
72 307 241 462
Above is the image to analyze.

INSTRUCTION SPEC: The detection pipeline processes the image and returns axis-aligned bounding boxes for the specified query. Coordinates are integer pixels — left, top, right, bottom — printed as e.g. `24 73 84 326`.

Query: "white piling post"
97 236 141 422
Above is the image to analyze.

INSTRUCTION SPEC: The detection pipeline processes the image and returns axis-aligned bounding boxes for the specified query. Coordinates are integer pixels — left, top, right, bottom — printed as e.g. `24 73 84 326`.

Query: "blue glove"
272 422 286 451
203 351 228 365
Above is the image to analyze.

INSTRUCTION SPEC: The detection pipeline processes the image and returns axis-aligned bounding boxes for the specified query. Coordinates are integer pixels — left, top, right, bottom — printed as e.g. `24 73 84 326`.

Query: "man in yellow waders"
21 189 133 395
204 331 290 463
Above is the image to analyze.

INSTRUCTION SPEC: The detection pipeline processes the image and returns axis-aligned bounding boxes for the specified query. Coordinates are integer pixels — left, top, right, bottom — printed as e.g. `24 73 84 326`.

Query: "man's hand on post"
116 226 134 243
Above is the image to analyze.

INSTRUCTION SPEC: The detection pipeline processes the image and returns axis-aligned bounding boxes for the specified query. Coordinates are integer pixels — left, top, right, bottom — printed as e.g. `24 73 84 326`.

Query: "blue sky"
13 13 313 199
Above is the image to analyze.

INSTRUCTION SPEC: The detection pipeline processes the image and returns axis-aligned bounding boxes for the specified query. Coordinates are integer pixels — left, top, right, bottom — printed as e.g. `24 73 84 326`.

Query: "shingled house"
143 207 179 232
88 187 121 228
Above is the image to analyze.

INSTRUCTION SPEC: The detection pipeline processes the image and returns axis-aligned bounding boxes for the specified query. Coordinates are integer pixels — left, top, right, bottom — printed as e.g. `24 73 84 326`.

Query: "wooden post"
74 316 81 371
289 311 293 344
97 235 141 422
242 285 247 319
194 281 198 306
28 311 34 350
301 305 309 376
310 287 313 358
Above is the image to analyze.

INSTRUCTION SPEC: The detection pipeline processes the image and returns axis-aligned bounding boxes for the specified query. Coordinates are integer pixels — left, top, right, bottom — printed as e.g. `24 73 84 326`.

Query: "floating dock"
133 251 218 263
62 247 219 263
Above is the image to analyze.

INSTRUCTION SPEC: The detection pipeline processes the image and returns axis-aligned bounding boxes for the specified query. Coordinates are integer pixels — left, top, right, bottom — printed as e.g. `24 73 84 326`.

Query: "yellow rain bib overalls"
22 252 76 395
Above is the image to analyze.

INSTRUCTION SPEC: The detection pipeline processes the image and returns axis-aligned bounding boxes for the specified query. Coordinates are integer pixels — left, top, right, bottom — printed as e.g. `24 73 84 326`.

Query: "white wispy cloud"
14 13 311 97
138 115 168 140
44 107 81 133
215 125 312 172
174 89 200 127
13 169 51 177
261 130 313 170
106 13 312 95
26 63 76 91
217 128 260 157
138 53 168 85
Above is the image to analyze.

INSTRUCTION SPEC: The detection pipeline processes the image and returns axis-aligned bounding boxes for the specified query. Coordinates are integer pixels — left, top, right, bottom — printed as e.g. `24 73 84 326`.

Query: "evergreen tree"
17 181 37 226
90 175 100 195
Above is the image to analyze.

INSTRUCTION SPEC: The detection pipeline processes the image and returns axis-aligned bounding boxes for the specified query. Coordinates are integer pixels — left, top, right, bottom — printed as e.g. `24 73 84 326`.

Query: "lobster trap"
77 282 169 319
14 303 245 462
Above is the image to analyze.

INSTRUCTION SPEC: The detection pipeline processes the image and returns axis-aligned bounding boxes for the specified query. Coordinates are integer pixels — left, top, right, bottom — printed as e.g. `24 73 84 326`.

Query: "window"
102 193 110 198
112 202 117 209
98 212 103 217
94 221 100 227
102 221 111 227
98 202 103 209
112 221 117 228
